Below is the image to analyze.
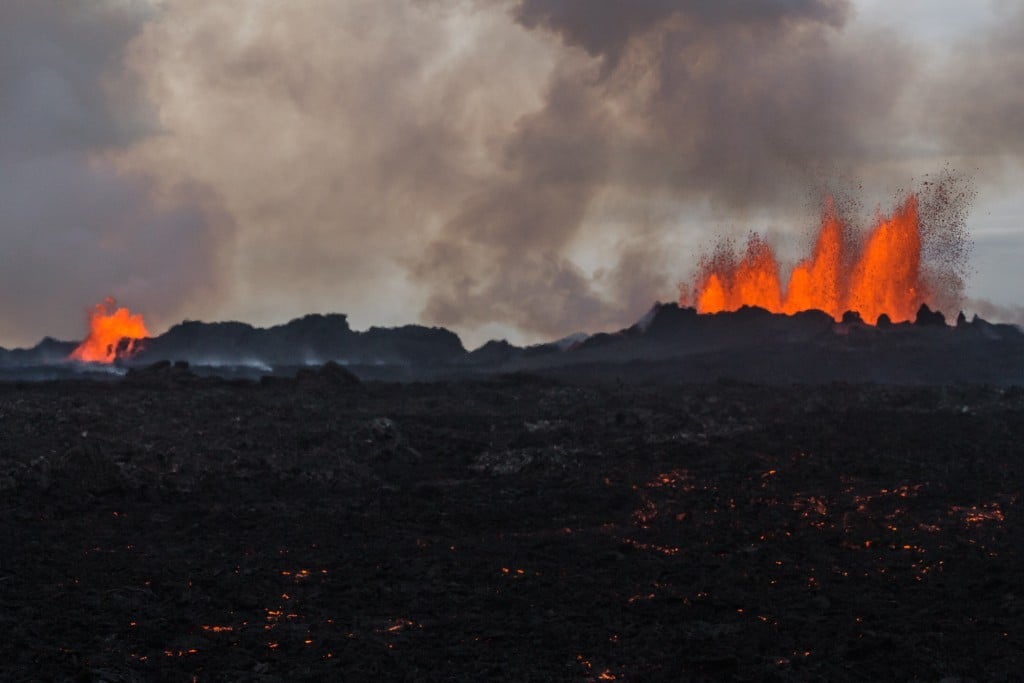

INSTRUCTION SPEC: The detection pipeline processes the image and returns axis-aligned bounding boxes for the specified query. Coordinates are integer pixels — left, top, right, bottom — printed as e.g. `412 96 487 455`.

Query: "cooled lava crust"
1 373 1022 681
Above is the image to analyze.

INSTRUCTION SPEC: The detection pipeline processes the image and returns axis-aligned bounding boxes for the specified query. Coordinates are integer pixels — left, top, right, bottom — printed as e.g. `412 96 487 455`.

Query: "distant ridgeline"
131 314 466 367
1 305 1022 385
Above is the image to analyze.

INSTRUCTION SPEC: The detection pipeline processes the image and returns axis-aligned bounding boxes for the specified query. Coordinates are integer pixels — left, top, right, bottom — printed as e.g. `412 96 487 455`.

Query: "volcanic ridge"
1 303 1021 386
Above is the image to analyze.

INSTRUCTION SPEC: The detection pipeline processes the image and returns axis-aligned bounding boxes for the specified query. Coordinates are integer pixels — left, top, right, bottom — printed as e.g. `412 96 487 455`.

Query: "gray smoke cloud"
418 0 918 335
114 0 561 341
927 2 1024 164
0 0 227 347
964 299 1024 328
919 1 1024 324
3 0 1022 348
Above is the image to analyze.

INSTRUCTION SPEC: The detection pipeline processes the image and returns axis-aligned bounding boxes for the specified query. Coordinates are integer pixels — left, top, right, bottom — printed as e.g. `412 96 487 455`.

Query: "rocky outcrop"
127 314 465 368
2 302 1022 385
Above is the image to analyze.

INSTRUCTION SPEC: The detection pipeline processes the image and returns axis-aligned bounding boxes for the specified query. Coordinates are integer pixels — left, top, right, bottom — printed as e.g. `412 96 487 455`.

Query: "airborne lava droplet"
69 298 150 363
681 176 973 323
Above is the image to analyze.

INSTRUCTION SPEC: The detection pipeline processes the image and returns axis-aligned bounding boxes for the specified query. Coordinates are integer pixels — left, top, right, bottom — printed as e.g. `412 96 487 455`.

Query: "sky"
1 0 1023 349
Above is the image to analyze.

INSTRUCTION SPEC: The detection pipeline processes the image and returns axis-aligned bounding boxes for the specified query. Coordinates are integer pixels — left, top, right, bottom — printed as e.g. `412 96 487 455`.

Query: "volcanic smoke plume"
680 174 974 323
5 1 1023 347
111 0 927 342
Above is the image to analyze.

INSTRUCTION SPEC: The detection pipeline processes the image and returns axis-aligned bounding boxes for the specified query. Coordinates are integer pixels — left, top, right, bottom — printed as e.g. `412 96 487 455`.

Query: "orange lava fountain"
682 195 928 323
69 298 150 363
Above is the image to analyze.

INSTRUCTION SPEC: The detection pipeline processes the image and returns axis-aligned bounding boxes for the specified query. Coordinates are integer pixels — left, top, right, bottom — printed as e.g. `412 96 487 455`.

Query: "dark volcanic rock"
133 314 356 365
959 314 1024 340
4 301 1023 386
639 302 698 338
499 303 1023 386
359 324 464 364
841 310 864 325
576 331 626 352
125 359 198 387
914 303 947 326
129 314 464 369
295 360 362 388
521 342 563 357
0 337 78 365
2 380 1023 681
468 340 522 366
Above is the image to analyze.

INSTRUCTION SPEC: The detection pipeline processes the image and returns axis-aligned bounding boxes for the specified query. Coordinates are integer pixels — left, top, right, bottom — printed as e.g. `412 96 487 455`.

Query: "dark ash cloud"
513 0 848 66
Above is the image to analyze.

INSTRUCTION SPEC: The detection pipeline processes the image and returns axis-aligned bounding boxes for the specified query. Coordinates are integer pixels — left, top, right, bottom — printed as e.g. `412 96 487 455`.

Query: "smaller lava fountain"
681 193 941 323
69 298 150 363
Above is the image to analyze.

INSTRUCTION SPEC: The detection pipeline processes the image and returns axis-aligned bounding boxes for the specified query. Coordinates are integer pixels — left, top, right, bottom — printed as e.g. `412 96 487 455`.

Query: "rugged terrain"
2 372 1023 681
4 304 1023 386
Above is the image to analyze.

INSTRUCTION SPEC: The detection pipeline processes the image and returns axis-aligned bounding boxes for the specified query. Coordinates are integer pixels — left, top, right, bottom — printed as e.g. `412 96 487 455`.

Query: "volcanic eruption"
69 298 150 364
680 192 947 324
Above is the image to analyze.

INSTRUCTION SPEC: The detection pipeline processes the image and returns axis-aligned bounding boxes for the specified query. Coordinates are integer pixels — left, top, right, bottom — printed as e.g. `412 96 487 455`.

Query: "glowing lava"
682 195 929 323
69 298 150 363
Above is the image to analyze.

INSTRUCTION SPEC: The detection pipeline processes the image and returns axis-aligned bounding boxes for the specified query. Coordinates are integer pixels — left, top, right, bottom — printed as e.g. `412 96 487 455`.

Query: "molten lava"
69 298 150 363
682 195 929 323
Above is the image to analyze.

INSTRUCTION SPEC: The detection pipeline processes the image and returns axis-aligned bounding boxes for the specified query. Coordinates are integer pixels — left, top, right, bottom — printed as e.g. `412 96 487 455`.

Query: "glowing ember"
950 503 1004 525
69 298 150 363
681 194 933 323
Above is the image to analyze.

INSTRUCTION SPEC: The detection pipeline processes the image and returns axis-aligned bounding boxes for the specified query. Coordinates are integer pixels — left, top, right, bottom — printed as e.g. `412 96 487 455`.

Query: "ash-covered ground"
2 372 1023 681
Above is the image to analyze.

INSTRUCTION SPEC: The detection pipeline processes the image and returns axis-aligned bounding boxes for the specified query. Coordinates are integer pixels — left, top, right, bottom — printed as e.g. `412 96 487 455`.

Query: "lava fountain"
681 194 931 323
69 298 150 363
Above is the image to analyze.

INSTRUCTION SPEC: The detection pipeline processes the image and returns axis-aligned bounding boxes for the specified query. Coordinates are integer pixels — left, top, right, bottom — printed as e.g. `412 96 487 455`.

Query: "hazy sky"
1 0 1022 348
